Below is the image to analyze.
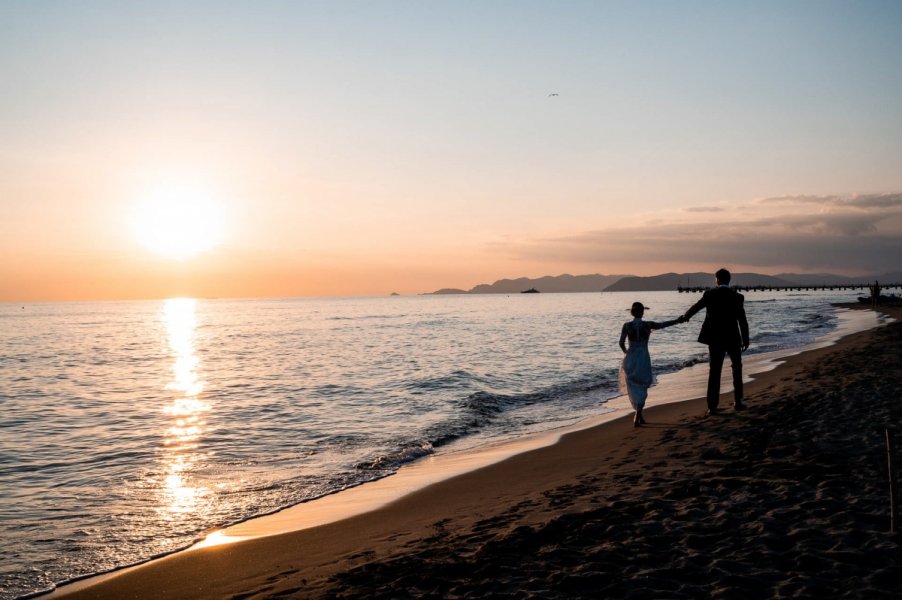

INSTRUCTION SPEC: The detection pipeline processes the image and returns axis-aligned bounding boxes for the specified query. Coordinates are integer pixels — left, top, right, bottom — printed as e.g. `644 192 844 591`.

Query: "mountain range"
430 271 902 294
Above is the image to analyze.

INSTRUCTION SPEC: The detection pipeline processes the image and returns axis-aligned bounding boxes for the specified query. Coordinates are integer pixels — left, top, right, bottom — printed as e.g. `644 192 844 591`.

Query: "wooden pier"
677 282 902 294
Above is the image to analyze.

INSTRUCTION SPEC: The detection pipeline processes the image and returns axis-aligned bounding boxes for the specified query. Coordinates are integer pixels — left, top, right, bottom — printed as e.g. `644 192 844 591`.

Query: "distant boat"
520 288 540 294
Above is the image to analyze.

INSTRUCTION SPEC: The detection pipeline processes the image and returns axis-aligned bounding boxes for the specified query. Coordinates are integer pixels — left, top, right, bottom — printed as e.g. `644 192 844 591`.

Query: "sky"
2 1 901 301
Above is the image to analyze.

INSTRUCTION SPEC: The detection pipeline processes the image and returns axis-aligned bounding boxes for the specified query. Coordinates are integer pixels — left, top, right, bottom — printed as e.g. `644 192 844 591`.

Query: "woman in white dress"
619 302 682 426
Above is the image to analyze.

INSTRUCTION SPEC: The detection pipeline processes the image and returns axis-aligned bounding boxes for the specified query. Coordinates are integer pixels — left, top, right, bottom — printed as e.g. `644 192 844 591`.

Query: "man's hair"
715 268 731 284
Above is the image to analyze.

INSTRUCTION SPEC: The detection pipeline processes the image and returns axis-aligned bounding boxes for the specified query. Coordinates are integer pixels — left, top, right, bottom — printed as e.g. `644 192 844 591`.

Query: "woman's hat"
629 302 649 311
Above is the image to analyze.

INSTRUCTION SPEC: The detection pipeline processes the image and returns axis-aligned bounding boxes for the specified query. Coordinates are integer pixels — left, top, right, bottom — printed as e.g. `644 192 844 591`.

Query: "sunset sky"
2 1 901 301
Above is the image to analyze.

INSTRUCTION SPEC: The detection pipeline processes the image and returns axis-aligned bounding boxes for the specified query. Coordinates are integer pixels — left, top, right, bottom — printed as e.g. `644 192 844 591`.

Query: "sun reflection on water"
161 298 210 516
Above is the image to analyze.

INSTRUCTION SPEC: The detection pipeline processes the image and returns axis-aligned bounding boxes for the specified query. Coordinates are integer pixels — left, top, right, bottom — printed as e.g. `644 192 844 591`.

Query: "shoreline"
47 304 900 599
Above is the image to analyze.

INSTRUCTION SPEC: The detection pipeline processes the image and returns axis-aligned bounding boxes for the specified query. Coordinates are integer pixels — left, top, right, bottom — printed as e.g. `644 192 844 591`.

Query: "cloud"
494 193 902 274
841 194 902 209
684 206 725 213
758 193 902 209
749 193 902 235
748 212 885 236
758 195 837 205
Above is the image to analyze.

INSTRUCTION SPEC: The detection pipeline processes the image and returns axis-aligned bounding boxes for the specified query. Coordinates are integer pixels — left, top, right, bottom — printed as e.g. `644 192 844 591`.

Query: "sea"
0 289 873 598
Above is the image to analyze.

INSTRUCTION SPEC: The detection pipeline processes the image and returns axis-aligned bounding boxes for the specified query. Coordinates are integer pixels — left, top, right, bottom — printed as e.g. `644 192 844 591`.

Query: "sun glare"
131 179 226 260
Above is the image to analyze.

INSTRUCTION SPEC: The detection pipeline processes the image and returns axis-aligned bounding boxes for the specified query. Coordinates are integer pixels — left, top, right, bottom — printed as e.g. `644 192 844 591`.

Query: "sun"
130 179 227 260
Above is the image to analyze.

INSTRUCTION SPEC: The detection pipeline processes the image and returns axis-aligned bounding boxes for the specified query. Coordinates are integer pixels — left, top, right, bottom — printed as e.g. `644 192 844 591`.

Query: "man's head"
715 268 731 286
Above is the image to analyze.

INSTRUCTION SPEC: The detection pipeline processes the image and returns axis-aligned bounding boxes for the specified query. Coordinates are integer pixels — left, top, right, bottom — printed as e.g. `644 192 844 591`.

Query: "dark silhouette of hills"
430 274 627 295
471 274 627 294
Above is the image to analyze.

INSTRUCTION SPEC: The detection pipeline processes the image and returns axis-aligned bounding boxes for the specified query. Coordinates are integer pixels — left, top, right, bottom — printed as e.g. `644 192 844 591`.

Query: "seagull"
548 93 559 97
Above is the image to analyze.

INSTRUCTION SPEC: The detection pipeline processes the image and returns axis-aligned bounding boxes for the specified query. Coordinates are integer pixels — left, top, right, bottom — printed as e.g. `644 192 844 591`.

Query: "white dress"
618 317 679 411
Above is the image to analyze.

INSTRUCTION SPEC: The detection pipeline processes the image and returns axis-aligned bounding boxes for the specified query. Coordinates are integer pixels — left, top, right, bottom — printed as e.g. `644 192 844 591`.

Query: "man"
872 280 881 308
681 268 750 416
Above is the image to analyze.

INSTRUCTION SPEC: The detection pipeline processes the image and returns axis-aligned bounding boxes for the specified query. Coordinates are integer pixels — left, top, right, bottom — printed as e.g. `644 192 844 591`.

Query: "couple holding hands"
618 268 751 426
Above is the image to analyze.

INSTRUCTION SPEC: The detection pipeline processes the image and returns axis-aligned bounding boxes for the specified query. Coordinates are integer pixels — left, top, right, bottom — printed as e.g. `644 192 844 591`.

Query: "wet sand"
54 304 902 599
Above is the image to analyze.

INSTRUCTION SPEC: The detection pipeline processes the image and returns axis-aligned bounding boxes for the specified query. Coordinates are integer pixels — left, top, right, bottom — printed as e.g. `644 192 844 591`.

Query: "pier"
677 282 902 294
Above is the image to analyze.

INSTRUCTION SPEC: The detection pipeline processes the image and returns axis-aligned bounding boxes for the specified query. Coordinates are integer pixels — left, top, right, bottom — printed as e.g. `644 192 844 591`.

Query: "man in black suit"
681 268 750 416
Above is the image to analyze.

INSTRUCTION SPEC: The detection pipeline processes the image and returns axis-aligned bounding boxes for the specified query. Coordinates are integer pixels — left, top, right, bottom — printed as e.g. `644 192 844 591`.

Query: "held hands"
677 314 689 324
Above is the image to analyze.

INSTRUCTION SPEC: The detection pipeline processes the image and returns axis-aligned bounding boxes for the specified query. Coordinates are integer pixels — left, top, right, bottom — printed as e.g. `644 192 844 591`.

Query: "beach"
51 304 902 599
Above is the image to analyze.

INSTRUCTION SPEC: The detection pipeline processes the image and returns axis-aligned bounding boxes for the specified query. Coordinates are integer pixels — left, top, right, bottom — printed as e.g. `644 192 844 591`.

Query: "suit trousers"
706 343 743 410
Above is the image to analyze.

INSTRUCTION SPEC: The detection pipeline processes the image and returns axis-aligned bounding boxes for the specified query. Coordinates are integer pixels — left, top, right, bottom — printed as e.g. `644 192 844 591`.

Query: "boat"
520 288 540 294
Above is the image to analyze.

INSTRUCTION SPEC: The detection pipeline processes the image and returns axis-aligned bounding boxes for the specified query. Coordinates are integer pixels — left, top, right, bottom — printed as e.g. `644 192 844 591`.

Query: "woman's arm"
649 318 681 330
619 323 628 352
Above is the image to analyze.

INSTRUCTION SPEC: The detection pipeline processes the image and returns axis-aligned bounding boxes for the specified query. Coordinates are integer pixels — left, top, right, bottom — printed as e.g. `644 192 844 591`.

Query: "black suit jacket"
685 286 750 348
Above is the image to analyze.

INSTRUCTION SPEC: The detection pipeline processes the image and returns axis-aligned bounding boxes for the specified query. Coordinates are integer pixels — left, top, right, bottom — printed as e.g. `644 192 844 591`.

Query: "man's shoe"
704 408 719 417
733 401 745 411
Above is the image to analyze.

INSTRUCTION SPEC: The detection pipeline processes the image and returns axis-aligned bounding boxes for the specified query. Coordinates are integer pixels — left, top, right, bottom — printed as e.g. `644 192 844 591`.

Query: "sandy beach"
53 304 902 599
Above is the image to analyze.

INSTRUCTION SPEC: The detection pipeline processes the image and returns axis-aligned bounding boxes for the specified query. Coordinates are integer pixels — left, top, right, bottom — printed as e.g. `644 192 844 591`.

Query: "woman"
619 302 682 426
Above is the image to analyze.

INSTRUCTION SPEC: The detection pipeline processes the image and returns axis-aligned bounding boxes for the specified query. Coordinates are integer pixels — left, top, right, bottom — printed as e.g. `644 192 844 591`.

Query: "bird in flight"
548 93 559 97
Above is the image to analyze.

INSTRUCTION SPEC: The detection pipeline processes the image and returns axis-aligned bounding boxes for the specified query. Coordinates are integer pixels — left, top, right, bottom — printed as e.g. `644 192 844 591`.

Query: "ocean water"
0 289 863 598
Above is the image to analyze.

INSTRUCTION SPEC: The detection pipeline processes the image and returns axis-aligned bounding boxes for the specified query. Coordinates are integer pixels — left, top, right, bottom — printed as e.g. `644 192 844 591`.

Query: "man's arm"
682 293 707 321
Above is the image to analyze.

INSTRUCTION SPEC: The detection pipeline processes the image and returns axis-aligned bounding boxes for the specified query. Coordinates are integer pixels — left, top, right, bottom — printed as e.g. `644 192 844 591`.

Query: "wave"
657 356 707 372
458 372 619 422
326 313 411 321
800 312 834 328
308 383 369 398
405 369 500 393
355 442 435 471
354 371 622 473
